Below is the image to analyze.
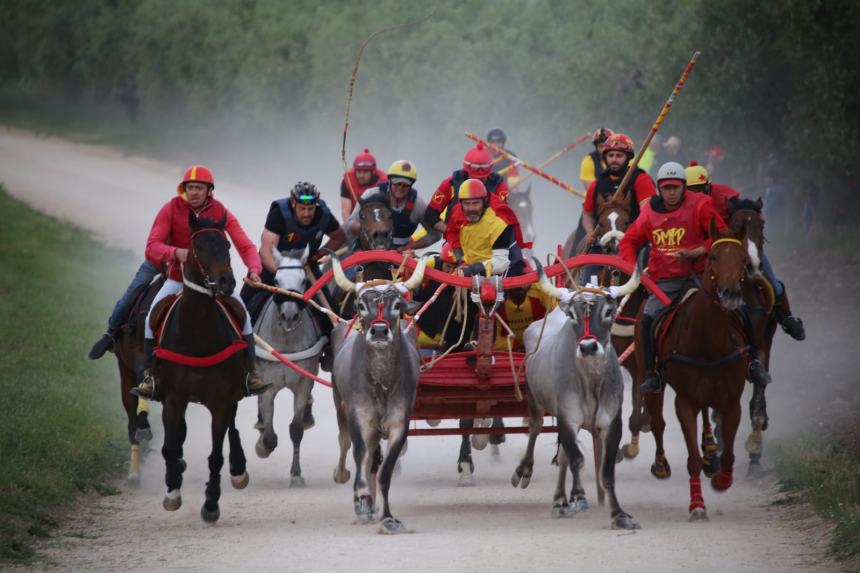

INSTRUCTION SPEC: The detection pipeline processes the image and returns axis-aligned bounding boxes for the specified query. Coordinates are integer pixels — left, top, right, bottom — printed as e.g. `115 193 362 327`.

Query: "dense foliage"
2 0 858 207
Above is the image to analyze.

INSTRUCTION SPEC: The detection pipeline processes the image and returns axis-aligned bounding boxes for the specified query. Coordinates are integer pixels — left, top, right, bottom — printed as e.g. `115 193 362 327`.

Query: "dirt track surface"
0 127 837 572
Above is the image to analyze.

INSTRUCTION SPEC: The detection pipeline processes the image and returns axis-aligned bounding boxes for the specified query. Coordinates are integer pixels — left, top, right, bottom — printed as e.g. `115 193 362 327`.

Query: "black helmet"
290 181 320 205
487 128 507 145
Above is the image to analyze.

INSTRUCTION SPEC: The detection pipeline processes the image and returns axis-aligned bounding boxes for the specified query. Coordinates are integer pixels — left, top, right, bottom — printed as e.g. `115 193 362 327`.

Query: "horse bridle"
187 227 231 295
359 205 393 250
274 262 308 332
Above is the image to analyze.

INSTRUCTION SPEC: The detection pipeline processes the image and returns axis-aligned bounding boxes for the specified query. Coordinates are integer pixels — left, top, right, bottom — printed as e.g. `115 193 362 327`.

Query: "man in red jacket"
686 162 805 341
132 165 270 400
620 162 756 393
423 144 511 233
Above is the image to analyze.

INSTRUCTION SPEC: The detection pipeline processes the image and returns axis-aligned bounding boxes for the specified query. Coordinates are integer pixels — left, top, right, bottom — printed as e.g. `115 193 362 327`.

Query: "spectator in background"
662 135 684 165
801 176 820 234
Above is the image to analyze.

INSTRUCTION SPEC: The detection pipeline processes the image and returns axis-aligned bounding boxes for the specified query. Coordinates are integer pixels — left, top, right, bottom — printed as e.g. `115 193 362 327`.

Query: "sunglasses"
295 194 318 205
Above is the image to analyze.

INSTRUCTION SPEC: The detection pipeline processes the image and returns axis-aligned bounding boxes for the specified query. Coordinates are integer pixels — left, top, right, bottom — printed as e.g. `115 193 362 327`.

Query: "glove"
462 263 486 277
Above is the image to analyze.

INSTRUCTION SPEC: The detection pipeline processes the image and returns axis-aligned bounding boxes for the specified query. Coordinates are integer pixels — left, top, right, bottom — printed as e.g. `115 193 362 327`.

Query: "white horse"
254 246 327 487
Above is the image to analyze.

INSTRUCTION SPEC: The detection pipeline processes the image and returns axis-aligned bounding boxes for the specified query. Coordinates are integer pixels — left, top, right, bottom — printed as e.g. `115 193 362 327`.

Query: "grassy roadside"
0 188 135 562
771 431 860 563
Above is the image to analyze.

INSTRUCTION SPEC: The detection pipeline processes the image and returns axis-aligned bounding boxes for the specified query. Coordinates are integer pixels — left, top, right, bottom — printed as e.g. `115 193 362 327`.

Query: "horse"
514 262 641 529
636 222 753 521
154 213 250 522
253 245 327 487
113 275 164 482
329 255 426 534
356 201 395 281
727 197 777 478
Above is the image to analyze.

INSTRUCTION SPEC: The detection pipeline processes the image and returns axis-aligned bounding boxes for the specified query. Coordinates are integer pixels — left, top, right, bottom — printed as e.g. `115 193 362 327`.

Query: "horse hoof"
711 471 733 492
745 433 764 456
290 475 306 488
551 504 574 518
378 517 409 535
126 472 140 485
200 504 220 523
621 443 640 459
471 435 489 451
641 424 651 433
458 472 476 487
651 459 671 479
688 507 709 522
134 428 153 442
333 467 351 484
163 490 182 511
231 472 250 490
572 498 589 513
747 462 766 480
178 459 187 473
612 513 642 530
702 455 721 479
255 439 273 459
427 419 441 427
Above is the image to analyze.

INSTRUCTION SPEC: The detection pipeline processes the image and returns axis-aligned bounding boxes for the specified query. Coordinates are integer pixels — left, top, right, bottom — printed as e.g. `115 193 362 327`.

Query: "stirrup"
244 372 272 397
131 375 156 400
640 372 663 394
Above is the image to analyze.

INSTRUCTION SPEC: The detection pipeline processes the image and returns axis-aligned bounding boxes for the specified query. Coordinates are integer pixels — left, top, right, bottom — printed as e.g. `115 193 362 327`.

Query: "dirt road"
0 127 834 572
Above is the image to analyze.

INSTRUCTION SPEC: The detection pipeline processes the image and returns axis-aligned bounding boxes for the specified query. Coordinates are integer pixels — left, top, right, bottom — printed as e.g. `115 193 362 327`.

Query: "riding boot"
243 334 273 397
88 328 119 360
639 315 662 394
741 307 772 386
774 285 805 340
131 339 159 400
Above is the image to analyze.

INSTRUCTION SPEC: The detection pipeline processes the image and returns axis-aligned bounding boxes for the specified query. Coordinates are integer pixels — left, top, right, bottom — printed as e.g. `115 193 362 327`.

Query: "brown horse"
155 214 250 523
113 276 164 482
727 197 777 478
356 202 395 281
637 222 752 521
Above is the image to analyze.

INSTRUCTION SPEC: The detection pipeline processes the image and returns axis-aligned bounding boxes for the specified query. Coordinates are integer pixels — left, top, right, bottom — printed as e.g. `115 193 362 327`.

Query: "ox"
513 259 642 530
329 255 426 534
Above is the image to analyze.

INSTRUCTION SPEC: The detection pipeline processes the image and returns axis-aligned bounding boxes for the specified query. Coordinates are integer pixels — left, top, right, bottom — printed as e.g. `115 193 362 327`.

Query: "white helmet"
656 161 686 186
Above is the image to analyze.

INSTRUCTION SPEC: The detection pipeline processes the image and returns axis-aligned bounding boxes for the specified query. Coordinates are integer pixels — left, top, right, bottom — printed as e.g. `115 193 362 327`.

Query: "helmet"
602 133 634 157
290 181 320 205
387 160 417 184
463 144 494 179
458 178 488 200
177 164 215 195
487 128 507 145
656 162 687 187
439 243 458 265
353 148 377 170
685 160 711 187
592 127 614 146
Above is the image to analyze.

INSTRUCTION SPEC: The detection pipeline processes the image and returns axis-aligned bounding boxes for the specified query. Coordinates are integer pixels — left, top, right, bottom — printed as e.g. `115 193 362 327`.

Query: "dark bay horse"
154 214 249 522
113 276 163 482
636 223 753 521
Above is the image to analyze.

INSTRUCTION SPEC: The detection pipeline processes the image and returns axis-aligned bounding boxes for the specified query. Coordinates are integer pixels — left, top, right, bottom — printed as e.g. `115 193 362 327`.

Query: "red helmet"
602 133 635 158
177 165 215 196
458 178 488 200
439 243 458 265
353 148 377 170
592 127 614 146
463 144 494 179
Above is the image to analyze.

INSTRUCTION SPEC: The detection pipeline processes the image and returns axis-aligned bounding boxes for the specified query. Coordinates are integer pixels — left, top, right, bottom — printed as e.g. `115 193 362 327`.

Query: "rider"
241 181 346 368
619 162 729 393
494 280 553 351
413 242 461 349
340 148 387 221
424 144 510 234
487 128 521 187
685 162 805 341
444 179 529 278
132 165 271 400
346 160 441 251
579 127 614 192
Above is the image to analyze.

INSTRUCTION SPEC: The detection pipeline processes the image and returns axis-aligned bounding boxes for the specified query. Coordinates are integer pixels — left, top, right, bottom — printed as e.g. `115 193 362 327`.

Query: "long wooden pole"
505 134 590 187
612 51 701 201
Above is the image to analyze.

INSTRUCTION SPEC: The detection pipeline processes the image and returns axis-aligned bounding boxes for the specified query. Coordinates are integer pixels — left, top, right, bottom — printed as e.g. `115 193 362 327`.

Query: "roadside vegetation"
0 188 133 562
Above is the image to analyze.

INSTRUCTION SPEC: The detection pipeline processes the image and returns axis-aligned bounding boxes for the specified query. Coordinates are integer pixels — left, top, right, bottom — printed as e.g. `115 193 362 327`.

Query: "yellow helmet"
685 160 710 187
387 160 417 183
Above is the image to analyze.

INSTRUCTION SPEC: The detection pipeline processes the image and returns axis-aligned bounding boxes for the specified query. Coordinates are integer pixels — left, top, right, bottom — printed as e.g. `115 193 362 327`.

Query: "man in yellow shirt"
579 127 614 192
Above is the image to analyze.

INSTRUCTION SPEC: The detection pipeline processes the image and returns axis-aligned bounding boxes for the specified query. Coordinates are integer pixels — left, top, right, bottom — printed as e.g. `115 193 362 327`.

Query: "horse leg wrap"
689 476 705 512
712 469 734 491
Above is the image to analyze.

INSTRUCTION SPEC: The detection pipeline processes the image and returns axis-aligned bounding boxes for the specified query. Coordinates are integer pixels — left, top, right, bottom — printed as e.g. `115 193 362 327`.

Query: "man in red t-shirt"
686 162 805 341
340 148 387 221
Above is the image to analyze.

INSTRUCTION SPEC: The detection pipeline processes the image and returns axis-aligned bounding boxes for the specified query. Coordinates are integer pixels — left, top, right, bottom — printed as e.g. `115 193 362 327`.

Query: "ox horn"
533 257 566 300
610 258 641 298
401 255 428 291
331 256 357 293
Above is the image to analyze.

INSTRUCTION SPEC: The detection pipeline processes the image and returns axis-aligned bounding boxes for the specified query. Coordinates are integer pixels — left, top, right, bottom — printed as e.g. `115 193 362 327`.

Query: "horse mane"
728 197 762 213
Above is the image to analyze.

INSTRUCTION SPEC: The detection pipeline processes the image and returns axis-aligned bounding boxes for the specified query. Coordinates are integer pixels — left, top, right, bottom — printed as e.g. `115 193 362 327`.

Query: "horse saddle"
151 294 246 347
654 287 699 356
123 275 165 334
